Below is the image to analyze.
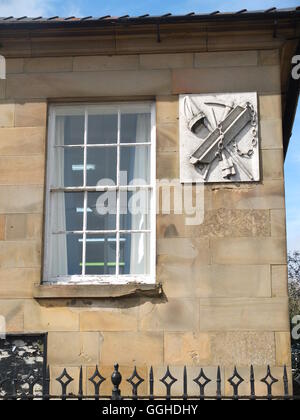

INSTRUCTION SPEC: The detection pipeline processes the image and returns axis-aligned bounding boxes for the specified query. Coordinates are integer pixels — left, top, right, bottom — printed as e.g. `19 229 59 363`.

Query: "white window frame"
43 102 156 285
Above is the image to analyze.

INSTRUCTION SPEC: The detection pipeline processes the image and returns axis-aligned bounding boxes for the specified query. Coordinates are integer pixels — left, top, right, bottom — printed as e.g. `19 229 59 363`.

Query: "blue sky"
0 0 299 250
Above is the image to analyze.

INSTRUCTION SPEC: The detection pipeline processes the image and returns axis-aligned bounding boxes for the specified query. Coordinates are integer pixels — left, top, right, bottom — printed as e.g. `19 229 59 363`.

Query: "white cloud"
0 0 55 17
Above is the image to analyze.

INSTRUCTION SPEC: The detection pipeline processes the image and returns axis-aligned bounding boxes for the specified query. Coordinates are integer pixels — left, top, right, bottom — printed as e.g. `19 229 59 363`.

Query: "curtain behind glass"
129 114 151 274
49 117 68 278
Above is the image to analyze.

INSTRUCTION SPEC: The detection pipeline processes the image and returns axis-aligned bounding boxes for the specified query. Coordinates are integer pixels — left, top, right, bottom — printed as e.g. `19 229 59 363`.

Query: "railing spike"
78 366 83 400
183 366 187 400
216 366 222 400
283 365 289 400
149 367 154 400
250 365 255 400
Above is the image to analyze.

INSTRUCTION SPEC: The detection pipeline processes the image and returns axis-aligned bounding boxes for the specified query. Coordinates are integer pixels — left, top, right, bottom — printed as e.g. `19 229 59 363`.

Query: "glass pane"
87 192 116 231
120 113 151 143
49 233 83 278
120 145 150 185
87 147 117 186
120 189 151 230
119 233 150 275
51 192 84 232
55 115 84 146
52 147 84 187
88 114 118 144
85 234 117 275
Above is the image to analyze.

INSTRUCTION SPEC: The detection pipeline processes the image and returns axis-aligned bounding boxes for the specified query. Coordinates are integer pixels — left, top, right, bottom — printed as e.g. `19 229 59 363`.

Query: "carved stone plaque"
179 93 260 183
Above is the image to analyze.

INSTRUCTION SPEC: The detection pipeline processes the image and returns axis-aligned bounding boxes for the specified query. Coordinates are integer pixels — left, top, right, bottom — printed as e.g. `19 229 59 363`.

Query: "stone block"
157 151 179 179
159 261 271 299
271 209 286 237
157 209 270 239
80 307 138 332
6 70 172 99
0 241 41 268
199 297 290 332
0 299 24 332
24 301 79 332
275 332 292 367
0 127 46 155
100 332 164 365
0 186 44 214
5 214 42 241
140 53 193 69
0 103 14 127
73 55 139 71
259 50 280 66
0 156 44 185
156 96 178 124
272 265 288 298
157 123 179 152
198 265 272 298
139 299 199 332
164 332 212 365
14 102 47 127
262 149 284 180
210 180 285 210
6 58 24 74
0 268 39 298
0 215 4 240
211 332 276 367
172 66 280 94
211 237 287 265
24 57 73 73
259 94 282 120
260 119 283 149
157 237 210 264
195 51 258 68
48 332 100 366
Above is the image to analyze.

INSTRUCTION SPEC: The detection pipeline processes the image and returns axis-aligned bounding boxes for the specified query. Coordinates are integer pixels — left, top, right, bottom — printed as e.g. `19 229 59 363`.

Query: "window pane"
49 233 83 278
56 115 84 146
87 192 116 231
120 113 151 143
51 192 84 232
52 147 84 187
85 234 117 275
120 145 150 185
88 114 118 144
87 147 117 186
120 189 151 230
119 233 150 275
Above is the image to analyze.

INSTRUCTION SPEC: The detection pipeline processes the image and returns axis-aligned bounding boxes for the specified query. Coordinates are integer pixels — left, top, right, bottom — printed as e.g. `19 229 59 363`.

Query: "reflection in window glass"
51 192 84 233
52 147 84 187
88 114 118 144
120 146 150 185
87 192 116 231
85 235 117 275
120 189 151 231
119 233 150 275
49 233 83 277
121 113 151 143
56 115 84 146
87 147 117 186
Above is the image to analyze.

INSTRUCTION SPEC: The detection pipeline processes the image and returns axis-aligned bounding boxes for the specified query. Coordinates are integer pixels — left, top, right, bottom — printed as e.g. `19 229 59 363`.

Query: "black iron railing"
0 364 300 400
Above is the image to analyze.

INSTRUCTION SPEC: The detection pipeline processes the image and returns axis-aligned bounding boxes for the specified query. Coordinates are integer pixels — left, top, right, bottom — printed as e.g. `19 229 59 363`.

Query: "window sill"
33 282 162 300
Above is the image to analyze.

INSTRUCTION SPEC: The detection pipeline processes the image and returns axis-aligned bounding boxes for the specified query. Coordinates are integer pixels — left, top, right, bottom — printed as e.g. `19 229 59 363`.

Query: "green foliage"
288 251 300 321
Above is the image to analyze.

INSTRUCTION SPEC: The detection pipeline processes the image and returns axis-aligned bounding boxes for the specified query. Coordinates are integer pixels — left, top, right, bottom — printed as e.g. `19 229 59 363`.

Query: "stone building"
0 8 299 397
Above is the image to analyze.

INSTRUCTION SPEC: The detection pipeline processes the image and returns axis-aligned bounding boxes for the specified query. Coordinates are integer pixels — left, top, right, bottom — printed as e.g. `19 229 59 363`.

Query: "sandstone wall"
0 48 291 396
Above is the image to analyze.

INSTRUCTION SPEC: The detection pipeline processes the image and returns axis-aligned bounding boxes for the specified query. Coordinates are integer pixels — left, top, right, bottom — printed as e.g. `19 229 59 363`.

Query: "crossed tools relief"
179 93 260 183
